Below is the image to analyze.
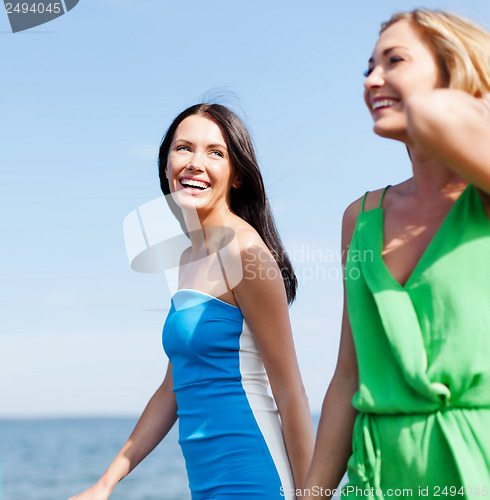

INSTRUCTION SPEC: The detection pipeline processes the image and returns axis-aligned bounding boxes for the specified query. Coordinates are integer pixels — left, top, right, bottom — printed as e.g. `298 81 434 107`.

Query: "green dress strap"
360 192 369 213
360 185 391 213
378 185 390 207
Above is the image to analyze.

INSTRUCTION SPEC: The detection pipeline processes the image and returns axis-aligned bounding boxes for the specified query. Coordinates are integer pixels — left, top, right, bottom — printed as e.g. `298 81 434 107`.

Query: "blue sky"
2 0 490 417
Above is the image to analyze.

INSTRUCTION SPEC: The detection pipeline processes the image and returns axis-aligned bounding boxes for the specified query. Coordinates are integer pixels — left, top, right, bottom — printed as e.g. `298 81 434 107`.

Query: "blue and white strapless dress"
162 289 295 500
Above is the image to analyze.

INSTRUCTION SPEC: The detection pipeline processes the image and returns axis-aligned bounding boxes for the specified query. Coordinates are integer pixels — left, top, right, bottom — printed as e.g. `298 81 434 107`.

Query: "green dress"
344 184 490 499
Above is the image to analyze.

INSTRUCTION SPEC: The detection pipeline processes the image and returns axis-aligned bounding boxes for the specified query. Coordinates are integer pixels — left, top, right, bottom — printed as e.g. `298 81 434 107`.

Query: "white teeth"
372 99 398 111
180 179 209 190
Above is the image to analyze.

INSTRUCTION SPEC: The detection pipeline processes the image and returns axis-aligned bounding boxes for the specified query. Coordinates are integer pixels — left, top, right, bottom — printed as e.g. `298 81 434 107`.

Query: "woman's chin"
171 190 203 208
373 122 408 143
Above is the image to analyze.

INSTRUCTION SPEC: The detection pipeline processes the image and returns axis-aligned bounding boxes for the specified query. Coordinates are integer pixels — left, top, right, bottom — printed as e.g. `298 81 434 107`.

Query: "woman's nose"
364 66 385 90
187 152 205 172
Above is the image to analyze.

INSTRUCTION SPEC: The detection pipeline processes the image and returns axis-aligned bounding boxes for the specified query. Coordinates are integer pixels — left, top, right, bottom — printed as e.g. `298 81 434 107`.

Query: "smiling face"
364 19 444 142
165 114 241 217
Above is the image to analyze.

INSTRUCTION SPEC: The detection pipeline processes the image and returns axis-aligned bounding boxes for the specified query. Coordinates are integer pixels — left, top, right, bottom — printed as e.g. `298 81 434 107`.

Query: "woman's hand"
407 89 490 193
68 364 178 500
68 481 112 500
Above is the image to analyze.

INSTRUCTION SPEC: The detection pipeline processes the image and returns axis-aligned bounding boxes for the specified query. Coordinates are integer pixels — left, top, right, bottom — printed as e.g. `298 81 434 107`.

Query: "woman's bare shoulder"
342 185 397 251
230 218 269 254
343 187 386 225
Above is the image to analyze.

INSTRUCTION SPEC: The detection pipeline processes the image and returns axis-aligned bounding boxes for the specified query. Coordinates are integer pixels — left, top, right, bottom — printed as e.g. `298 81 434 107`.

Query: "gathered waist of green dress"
353 390 490 414
353 402 490 416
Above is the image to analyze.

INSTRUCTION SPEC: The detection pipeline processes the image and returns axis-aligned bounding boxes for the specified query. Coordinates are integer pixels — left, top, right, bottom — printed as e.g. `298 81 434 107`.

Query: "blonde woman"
304 9 490 499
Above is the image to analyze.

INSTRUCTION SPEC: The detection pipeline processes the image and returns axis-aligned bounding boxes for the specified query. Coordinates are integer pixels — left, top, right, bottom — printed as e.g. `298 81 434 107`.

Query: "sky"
1 0 490 418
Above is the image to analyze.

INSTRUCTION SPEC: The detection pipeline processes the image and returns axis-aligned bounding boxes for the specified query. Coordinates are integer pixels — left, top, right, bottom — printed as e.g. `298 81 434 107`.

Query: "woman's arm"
233 231 315 490
407 89 490 193
68 362 178 500
301 201 360 499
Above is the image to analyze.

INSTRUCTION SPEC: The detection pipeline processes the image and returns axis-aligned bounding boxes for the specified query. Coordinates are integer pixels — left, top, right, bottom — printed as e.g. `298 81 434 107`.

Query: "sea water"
1 415 322 500
0 418 190 500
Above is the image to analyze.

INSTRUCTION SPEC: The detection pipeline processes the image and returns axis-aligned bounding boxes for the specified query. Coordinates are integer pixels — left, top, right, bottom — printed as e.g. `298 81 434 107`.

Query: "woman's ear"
232 175 242 189
165 166 169 179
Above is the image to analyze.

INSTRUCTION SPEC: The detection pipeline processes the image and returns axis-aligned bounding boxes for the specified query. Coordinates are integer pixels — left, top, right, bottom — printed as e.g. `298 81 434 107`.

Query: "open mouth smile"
371 98 400 111
179 178 211 191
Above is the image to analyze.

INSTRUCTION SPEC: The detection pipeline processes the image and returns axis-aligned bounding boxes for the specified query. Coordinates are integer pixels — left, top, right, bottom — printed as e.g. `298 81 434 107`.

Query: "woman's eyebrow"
369 45 410 64
175 139 226 148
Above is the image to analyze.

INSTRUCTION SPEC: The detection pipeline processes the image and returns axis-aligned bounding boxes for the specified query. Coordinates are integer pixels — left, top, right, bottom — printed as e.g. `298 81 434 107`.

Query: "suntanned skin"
302 19 490 499
69 114 314 500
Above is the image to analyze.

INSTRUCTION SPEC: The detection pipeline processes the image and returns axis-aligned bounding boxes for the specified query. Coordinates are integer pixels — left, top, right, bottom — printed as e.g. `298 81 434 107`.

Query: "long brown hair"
158 104 298 304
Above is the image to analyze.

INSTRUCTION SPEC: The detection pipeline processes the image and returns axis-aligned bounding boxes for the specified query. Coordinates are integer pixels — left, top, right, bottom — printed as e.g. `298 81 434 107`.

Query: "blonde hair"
381 8 490 97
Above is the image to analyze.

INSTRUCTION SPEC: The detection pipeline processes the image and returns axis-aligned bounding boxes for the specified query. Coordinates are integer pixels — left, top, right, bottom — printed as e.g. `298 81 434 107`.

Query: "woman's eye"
364 55 404 77
211 150 224 158
176 145 190 152
389 56 404 65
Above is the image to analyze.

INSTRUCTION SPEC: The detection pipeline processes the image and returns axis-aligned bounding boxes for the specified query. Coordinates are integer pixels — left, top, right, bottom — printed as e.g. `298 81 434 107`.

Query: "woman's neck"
407 145 467 196
183 205 237 255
